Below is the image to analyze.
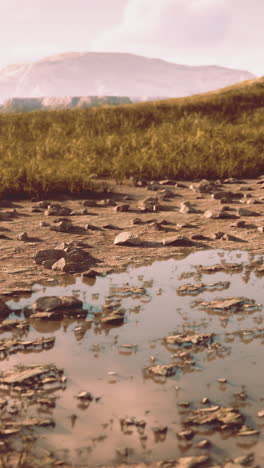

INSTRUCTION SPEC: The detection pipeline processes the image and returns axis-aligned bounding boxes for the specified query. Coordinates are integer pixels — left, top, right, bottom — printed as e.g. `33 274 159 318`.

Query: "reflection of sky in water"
3 249 264 466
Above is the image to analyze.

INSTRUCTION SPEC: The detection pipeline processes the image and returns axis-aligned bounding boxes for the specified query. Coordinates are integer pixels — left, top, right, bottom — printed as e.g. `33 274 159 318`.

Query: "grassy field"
0 77 263 197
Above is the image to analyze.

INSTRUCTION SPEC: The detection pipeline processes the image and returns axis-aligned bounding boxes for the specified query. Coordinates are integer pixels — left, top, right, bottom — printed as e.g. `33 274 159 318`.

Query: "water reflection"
2 249 264 466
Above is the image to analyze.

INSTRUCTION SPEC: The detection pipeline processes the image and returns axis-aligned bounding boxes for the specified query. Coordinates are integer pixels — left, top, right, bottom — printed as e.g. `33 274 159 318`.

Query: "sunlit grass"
0 80 263 196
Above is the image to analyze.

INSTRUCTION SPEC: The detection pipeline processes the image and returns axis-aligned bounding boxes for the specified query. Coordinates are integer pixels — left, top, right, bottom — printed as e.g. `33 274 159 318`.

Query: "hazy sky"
0 0 263 75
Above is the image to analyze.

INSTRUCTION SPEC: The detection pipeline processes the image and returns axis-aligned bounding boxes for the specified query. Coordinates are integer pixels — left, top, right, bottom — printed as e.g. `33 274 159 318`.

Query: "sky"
0 0 263 76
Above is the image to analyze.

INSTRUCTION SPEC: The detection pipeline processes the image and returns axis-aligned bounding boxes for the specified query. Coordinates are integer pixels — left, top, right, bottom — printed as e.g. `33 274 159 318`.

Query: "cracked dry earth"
1 177 264 467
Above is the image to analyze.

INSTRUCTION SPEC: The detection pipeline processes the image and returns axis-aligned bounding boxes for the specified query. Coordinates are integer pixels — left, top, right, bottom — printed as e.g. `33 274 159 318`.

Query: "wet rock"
0 337 55 356
200 297 260 313
177 281 230 295
198 263 243 273
162 236 198 247
147 364 178 377
114 232 143 246
0 319 29 333
184 405 244 430
165 333 214 347
0 298 11 318
100 310 125 326
0 364 63 386
111 286 146 296
195 439 210 448
176 429 195 440
76 391 93 401
60 296 83 309
32 296 62 312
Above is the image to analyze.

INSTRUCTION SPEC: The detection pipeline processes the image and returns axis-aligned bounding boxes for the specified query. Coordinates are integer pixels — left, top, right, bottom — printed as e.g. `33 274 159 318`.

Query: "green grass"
0 78 263 197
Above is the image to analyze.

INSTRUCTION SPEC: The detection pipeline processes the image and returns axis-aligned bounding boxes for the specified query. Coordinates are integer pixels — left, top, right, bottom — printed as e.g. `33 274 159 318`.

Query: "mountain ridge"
0 52 255 105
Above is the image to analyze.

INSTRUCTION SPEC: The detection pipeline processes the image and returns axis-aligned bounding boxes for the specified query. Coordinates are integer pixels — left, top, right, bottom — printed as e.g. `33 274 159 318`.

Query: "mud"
1 178 264 467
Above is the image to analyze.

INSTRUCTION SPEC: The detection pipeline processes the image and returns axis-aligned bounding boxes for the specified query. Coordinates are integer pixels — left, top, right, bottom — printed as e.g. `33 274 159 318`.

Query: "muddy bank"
1 177 264 296
1 178 264 467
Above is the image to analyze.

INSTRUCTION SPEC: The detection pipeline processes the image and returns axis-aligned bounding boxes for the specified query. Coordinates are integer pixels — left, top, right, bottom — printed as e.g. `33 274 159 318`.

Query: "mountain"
0 52 255 105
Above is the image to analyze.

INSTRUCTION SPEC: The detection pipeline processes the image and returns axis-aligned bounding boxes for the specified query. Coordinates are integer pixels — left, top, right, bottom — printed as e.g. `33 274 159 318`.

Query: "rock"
114 232 142 246
17 232 29 241
159 179 175 185
51 220 73 233
32 296 62 312
177 281 229 295
147 364 178 377
176 456 209 468
237 207 259 216
184 405 244 429
97 199 116 207
138 196 159 212
60 296 83 309
162 236 197 247
132 217 144 225
224 177 242 184
51 257 81 273
76 391 93 401
195 439 210 448
200 297 260 313
212 231 225 239
233 453 254 466
113 204 130 212
198 263 243 273
34 249 65 266
177 430 195 440
0 298 10 318
82 200 97 207
44 204 72 216
230 220 246 228
204 209 237 219
165 333 214 347
190 179 217 194
179 202 201 214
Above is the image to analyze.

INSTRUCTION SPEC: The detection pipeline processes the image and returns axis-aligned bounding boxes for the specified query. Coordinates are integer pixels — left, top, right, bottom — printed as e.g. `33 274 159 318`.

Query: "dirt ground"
1 177 264 298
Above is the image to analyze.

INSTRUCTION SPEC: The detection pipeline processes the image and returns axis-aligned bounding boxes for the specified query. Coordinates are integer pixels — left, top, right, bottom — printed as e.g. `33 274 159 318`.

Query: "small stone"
113 204 129 212
196 439 211 449
218 378 227 383
17 232 29 241
114 232 142 246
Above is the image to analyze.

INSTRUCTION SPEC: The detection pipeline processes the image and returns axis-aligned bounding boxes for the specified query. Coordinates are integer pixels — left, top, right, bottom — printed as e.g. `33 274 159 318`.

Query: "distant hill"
0 96 133 113
0 52 255 106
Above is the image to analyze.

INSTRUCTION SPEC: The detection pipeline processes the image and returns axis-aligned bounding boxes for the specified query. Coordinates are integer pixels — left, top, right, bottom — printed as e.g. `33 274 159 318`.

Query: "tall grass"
0 81 263 196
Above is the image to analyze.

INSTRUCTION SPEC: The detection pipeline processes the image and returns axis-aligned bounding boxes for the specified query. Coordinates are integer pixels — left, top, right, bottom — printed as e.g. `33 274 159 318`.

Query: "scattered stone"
200 297 260 313
51 219 73 233
184 406 244 430
218 378 227 384
176 456 209 467
204 209 237 219
0 298 11 318
34 249 65 268
162 236 198 247
179 202 201 214
198 263 243 273
177 281 230 295
176 429 195 440
114 232 143 246
44 204 72 216
196 439 210 448
165 333 214 347
190 179 217 194
237 207 259 216
138 196 159 212
147 364 178 377
17 232 29 241
113 204 130 212
76 391 93 401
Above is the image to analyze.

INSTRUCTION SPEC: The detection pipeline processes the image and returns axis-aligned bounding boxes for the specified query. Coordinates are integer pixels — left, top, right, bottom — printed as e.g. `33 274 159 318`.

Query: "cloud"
93 0 263 75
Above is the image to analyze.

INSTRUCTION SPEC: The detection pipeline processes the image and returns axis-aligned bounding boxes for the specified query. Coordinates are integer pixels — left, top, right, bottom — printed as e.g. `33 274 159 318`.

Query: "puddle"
2 249 264 466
